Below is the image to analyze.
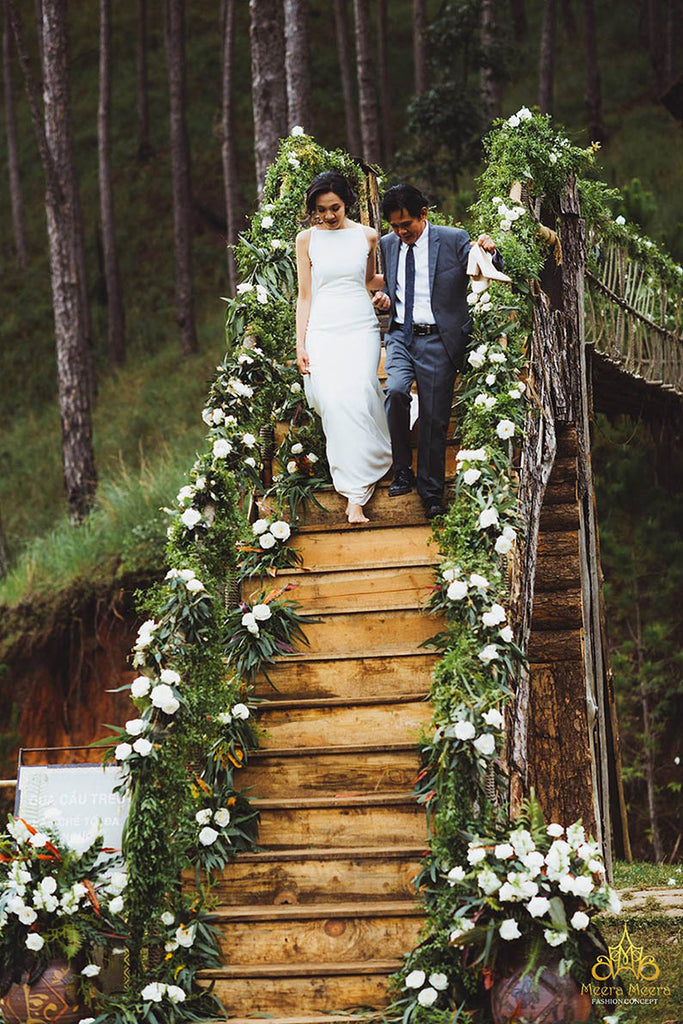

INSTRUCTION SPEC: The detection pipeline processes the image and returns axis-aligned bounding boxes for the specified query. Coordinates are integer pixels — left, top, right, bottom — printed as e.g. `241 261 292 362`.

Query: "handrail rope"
585 269 683 345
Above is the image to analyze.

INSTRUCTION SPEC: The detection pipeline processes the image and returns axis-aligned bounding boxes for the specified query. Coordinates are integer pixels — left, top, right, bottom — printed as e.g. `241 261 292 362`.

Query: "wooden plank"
531 589 582 630
294 486 429 528
247 565 435 615
536 532 579 557
546 458 577 484
541 481 577 504
243 745 420 796
300 608 440 657
533 554 581 591
294 523 439 571
214 909 424 966
256 700 431 750
202 848 423 906
528 631 583 662
254 652 438 701
539 502 580 531
256 800 427 848
205 966 396 1016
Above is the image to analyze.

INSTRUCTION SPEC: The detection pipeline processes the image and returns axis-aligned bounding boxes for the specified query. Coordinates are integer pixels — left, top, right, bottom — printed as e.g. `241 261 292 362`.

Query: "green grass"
596 918 682 1023
614 861 683 891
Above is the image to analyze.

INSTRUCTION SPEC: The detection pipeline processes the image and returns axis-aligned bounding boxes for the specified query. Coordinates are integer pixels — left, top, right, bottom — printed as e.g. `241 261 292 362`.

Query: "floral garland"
393 110 624 1023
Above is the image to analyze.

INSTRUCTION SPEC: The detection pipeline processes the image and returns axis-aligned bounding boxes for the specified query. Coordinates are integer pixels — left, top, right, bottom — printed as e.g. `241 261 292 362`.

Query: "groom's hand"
372 292 391 312
476 234 497 253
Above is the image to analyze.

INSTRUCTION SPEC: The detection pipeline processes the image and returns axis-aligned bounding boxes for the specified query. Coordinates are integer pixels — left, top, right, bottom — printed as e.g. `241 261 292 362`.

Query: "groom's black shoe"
388 467 415 497
425 503 446 520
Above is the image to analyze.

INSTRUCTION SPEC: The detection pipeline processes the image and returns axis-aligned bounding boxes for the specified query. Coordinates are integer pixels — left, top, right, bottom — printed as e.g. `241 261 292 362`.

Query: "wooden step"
542 480 577 504
254 651 438 701
531 589 582 630
294 485 430 528
537 532 579 557
299 608 439 657
255 793 426 848
528 630 583 662
256 696 431 749
247 564 435 614
546 457 577 484
539 502 579 530
212 901 424 966
534 554 581 591
203 961 400 1015
206 845 425 906
294 523 439 572
243 742 421 796
226 1015 382 1024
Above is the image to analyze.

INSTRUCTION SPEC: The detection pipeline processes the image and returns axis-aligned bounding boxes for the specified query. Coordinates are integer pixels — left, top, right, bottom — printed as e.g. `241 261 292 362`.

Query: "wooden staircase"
202 474 444 1021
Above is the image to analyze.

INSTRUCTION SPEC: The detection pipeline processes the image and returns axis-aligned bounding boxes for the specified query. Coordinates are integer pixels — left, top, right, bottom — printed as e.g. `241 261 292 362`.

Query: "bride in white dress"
295 172 392 525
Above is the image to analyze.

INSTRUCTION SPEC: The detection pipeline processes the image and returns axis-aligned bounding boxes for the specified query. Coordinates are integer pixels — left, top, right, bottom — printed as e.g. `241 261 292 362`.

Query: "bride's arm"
295 231 312 374
364 228 385 292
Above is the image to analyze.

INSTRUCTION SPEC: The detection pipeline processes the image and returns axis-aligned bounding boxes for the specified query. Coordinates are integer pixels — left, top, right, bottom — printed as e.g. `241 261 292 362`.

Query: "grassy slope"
1 0 682 609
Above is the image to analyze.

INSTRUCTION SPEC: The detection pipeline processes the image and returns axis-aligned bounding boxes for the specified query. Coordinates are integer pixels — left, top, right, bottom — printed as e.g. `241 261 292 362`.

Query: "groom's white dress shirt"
394 221 435 326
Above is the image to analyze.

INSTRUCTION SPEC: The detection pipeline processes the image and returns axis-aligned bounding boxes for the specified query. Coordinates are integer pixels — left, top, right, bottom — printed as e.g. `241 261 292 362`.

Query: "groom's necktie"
404 242 415 344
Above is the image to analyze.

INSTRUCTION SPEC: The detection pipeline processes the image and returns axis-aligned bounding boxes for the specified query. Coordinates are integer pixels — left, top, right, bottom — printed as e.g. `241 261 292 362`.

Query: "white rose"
473 733 496 756
141 982 166 1002
241 612 257 630
571 911 590 930
466 291 478 306
447 866 466 884
270 520 291 541
115 742 133 761
450 918 475 941
261 216 274 228
489 351 506 364
259 532 276 549
546 823 564 837
615 215 626 226
507 114 520 127
469 573 489 588
446 579 468 601
109 895 125 914
199 827 219 846
166 985 187 1004
467 349 486 368
467 846 487 864
186 578 205 593
494 843 514 859
180 507 202 529
160 668 181 686
252 603 272 621
81 964 101 978
161 911 175 926
150 684 180 715
131 676 151 698
231 703 250 719
454 720 476 741
417 988 438 1007
495 534 513 554
196 808 212 825
252 518 269 535
291 442 304 454
496 419 516 439
428 972 448 991
286 460 298 474
242 433 257 447
214 808 231 827
290 125 305 136
485 373 496 385
544 928 568 947
236 282 253 294
133 738 153 756
25 932 44 951
176 485 195 504
478 507 499 529
463 468 481 485
499 918 521 940
405 970 425 989
256 285 269 304
518 106 532 120
482 603 507 627
479 644 499 663
499 625 514 643
126 718 146 736
213 438 232 458
527 895 551 917
41 877 58 895
307 452 319 462
483 708 504 729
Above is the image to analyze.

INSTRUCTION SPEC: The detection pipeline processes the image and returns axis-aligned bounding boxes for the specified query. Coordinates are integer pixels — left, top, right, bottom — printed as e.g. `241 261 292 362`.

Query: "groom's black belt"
397 322 437 336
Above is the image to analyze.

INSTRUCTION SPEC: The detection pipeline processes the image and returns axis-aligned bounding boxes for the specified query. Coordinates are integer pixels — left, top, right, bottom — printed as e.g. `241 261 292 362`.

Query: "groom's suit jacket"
380 223 476 369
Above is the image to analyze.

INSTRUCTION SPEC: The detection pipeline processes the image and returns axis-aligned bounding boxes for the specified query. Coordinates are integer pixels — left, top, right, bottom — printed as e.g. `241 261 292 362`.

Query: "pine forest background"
0 0 682 863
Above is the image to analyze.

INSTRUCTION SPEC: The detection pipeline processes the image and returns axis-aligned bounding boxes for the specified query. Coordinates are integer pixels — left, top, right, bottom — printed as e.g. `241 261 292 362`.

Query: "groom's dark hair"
381 184 428 220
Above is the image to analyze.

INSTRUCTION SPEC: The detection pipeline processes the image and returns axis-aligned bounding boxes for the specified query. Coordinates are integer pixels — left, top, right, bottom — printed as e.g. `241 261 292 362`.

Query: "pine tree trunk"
221 0 238 294
9 0 97 522
163 0 197 354
249 0 287 195
584 0 606 142
34 0 42 64
413 0 428 95
283 0 312 134
509 0 527 40
353 0 380 164
333 0 360 155
98 0 125 365
560 0 578 42
634 595 664 863
538 0 556 114
137 0 152 160
480 0 502 124
376 0 394 162
2 0 28 267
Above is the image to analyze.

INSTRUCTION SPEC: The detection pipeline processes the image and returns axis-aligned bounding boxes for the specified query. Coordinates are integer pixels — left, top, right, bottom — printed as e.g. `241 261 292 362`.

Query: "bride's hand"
297 348 310 375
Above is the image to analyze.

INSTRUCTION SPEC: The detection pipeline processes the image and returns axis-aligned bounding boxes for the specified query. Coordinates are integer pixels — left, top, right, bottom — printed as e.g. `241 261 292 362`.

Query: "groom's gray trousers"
384 326 458 506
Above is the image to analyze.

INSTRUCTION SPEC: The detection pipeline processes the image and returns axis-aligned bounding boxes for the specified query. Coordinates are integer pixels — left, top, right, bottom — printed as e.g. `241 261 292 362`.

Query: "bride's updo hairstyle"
305 171 357 219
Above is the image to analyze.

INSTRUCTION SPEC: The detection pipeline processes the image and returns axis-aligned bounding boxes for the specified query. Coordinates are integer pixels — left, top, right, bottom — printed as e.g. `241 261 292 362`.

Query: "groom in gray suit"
373 184 500 519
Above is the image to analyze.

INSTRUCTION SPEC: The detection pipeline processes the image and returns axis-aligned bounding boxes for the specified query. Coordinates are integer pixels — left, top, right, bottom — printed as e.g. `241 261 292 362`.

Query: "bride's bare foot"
346 502 369 525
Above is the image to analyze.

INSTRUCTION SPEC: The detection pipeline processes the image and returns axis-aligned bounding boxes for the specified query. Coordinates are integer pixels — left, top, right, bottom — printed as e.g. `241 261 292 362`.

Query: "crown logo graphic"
592 924 660 982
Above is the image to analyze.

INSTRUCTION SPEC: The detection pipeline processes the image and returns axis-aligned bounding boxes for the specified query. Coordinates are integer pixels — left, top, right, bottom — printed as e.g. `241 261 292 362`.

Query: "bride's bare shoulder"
295 228 312 247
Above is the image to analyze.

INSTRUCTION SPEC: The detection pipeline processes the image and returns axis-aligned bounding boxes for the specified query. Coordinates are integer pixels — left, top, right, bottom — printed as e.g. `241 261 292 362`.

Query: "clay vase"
491 958 592 1024
0 960 84 1023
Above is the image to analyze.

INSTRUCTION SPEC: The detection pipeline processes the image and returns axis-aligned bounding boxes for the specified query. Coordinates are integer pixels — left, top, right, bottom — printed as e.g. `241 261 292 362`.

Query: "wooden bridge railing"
585 236 683 393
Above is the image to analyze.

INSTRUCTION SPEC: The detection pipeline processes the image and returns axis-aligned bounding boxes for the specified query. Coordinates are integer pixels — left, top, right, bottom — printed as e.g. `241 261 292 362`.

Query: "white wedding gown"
304 224 392 506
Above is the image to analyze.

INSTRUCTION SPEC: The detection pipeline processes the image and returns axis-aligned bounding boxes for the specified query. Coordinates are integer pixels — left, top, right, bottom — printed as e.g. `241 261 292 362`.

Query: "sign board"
15 762 129 851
